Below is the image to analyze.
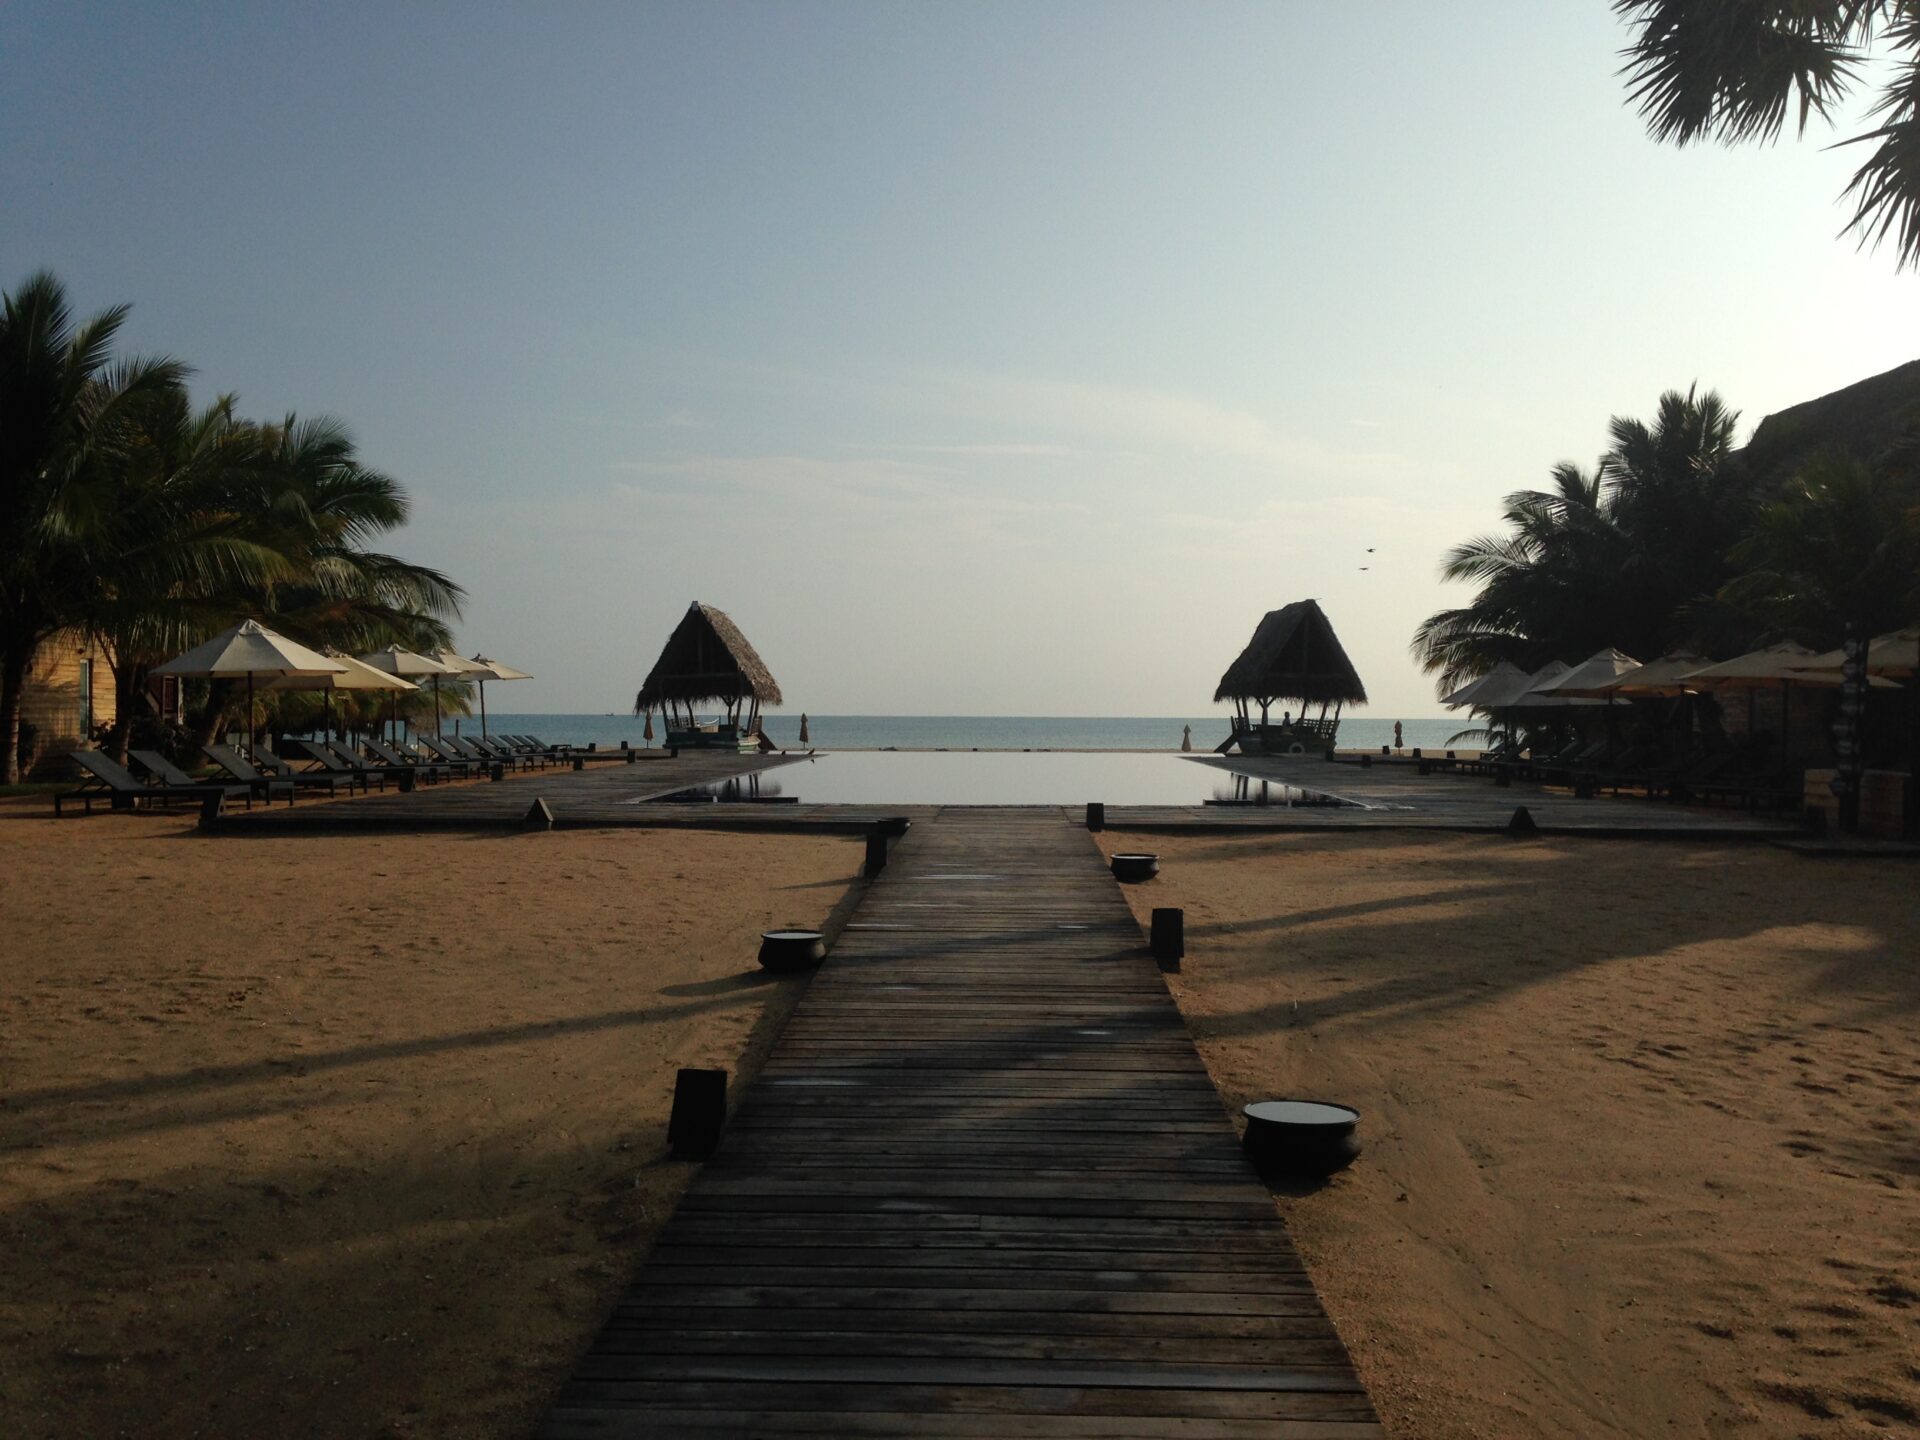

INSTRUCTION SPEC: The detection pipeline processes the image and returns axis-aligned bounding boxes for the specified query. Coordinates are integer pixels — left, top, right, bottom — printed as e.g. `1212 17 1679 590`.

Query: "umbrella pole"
480 679 488 740
433 676 442 737
248 671 256 758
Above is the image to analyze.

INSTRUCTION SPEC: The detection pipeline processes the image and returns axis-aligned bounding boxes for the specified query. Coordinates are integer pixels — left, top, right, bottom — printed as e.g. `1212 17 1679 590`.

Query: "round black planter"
1109 852 1159 883
1242 1098 1361 1176
757 929 827 973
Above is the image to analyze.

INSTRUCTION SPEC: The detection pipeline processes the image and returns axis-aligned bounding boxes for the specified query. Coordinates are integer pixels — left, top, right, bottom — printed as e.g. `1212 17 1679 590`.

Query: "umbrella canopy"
1454 662 1547 712
1533 648 1643 698
1440 661 1528 709
1681 643 1825 689
356 648 456 739
1597 652 1711 697
466 653 532 740
268 651 418 740
153 619 348 754
153 619 347 681
1513 660 1606 709
1786 626 1920 680
268 652 420 693
356 646 457 679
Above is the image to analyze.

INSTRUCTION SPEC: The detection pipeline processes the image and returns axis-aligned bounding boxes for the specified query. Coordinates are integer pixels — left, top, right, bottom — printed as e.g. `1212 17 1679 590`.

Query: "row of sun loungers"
56 733 578 815
1432 737 1801 811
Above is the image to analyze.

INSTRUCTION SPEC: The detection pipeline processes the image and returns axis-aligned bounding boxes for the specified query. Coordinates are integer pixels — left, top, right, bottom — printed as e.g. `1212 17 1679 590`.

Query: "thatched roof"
1740 357 1920 488
1213 600 1367 706
634 602 782 711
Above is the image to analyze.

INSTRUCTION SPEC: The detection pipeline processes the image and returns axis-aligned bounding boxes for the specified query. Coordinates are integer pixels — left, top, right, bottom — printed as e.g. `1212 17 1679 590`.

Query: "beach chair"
56 749 233 816
201 744 298 805
292 739 388 791
321 739 426 787
254 750 352 797
130 749 257 809
363 737 458 781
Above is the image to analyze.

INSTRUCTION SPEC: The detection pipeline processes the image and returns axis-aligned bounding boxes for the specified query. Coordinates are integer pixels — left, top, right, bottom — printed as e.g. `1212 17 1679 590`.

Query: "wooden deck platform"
1099 755 1800 838
543 808 1381 1439
206 751 912 834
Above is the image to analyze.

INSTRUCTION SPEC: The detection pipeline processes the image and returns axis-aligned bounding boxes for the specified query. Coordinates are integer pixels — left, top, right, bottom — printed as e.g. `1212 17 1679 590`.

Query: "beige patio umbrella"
1679 642 1896 742
1533 648 1644 698
1440 661 1530 710
1597 652 1711 697
267 651 418 738
1785 626 1920 679
467 654 532 740
421 650 493 738
357 647 457 739
153 619 347 754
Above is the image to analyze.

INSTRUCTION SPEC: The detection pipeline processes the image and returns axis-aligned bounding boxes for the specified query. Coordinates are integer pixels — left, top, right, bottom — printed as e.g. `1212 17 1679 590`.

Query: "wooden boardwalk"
543 808 1381 1438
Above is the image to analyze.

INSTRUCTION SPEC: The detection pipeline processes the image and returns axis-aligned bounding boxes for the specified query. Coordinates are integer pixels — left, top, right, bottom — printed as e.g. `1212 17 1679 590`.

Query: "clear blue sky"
5 2 1915 715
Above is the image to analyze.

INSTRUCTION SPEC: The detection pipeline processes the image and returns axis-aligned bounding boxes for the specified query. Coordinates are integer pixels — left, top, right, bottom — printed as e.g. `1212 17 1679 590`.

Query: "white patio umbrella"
466 654 532 740
1440 661 1529 709
1786 626 1920 680
423 650 493 737
356 647 456 739
1597 652 1711 697
1533 648 1644 698
1676 642 1898 743
267 651 418 738
153 619 347 754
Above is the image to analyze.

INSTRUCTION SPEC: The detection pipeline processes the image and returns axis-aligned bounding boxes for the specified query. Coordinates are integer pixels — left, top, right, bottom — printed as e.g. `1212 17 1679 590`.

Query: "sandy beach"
1102 829 1920 1439
0 797 861 1439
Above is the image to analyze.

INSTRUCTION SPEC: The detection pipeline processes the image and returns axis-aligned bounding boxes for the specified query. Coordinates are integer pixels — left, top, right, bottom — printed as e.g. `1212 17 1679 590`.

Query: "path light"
667 1068 727 1159
1150 908 1184 970
1085 802 1105 831
1243 1099 1361 1177
1506 805 1539 838
758 930 826 972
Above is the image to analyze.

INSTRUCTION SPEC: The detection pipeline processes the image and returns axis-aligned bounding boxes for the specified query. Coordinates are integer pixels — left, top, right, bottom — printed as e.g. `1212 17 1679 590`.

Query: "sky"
4 2 1917 717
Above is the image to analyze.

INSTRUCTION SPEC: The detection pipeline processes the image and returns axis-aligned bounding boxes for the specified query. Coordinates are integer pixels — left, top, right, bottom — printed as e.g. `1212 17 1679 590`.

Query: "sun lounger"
56 749 238 816
201 744 297 805
130 749 257 809
361 737 458 781
255 750 352 797
292 739 388 791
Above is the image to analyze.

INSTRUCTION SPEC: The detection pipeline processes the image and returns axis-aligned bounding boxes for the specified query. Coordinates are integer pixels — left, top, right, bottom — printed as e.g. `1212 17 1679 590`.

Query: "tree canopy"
1615 1 1920 267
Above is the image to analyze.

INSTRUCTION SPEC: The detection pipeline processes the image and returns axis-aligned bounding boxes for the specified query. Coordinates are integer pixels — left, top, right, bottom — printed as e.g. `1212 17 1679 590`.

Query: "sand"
1100 829 1920 1439
0 797 862 1439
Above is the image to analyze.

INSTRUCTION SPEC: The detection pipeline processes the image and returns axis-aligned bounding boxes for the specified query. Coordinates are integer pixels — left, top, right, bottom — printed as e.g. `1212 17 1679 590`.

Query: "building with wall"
17 631 116 778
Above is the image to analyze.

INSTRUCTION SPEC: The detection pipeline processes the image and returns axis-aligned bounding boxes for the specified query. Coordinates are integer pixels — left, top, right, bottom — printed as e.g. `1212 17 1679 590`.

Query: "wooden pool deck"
542 808 1381 1438
210 749 1797 839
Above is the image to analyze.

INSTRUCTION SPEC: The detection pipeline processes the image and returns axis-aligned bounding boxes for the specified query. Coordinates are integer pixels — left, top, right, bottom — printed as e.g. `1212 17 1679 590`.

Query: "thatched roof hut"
634 603 782 725
1214 600 1366 741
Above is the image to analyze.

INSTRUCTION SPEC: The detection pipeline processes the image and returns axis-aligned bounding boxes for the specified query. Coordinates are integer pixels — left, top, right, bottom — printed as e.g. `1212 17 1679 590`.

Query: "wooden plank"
540 808 1380 1438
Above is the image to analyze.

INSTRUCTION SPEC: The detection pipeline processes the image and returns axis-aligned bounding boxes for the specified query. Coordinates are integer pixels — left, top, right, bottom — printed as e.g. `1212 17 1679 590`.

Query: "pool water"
643 751 1355 807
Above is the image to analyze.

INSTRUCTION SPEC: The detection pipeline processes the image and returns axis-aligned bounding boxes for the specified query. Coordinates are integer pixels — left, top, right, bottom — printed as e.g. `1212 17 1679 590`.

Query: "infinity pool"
642 751 1356 807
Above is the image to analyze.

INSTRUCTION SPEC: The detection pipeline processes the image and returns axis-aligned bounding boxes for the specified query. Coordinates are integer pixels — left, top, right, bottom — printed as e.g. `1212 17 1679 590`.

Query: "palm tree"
80 390 291 760
1614 1 1920 267
183 413 465 747
1414 388 1750 692
0 271 186 782
1719 452 1920 642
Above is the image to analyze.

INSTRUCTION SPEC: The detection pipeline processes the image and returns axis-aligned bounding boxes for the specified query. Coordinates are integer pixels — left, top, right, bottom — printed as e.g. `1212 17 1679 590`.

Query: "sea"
473 713 1477 753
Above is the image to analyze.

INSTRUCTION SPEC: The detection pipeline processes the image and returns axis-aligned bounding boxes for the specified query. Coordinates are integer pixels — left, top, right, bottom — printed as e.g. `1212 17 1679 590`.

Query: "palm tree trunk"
0 646 30 785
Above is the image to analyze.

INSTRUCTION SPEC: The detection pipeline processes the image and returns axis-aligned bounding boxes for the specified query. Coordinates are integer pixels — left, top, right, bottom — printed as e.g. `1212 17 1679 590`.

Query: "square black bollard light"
1150 907 1184 971
572 756 585 772
667 1067 727 1159
397 768 416 793
864 830 888 878
1085 801 1105 832
489 761 504 782
625 750 636 763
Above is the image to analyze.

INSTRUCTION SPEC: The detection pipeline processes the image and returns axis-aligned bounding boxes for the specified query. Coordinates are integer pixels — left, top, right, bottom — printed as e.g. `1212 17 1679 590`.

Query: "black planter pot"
758 929 827 973
1242 1099 1361 1177
1109 852 1159 883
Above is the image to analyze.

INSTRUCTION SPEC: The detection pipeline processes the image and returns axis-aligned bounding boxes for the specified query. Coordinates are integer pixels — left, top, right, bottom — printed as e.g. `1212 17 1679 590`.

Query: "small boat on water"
1213 599 1367 755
